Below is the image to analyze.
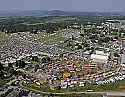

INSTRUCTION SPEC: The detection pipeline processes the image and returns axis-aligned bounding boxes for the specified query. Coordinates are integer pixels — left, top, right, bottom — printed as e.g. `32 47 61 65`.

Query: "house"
79 81 84 87
61 81 67 89
35 82 41 86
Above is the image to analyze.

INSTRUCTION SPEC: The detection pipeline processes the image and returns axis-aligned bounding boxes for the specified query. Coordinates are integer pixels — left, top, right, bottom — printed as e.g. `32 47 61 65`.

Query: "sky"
0 0 125 12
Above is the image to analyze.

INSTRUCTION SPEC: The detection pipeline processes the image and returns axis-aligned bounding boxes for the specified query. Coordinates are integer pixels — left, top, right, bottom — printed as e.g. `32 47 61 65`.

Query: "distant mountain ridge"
0 10 125 17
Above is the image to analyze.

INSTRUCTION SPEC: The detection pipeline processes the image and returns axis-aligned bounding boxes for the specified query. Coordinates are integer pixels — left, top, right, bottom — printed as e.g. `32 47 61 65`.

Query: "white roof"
96 50 110 56
121 54 125 64
91 54 108 62
96 51 104 55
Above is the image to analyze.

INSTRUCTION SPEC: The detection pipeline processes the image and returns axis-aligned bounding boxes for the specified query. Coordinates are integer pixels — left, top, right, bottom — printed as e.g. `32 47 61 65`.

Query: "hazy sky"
0 0 125 12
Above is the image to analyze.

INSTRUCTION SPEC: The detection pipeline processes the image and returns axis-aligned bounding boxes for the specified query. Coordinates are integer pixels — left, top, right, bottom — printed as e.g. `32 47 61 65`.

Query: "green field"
37 31 64 44
0 76 15 86
0 32 9 43
20 79 125 95
20 81 101 97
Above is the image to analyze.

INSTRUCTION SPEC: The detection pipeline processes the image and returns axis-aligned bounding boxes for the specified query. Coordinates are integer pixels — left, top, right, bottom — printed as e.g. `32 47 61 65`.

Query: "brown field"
107 85 125 97
108 96 125 97
119 86 125 91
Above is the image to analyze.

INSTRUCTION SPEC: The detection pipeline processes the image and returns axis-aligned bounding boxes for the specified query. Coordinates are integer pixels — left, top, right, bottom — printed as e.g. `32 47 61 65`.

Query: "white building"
121 54 125 65
91 54 109 63
96 50 110 56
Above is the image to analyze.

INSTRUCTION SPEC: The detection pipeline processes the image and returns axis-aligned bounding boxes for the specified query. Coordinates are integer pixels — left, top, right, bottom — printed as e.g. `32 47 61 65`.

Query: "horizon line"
0 9 125 13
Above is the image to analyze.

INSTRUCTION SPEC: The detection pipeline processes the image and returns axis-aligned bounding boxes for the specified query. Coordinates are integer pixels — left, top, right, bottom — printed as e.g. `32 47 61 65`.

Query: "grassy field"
0 32 9 43
0 76 15 86
22 22 44 25
0 30 64 45
37 31 64 44
20 80 125 94
20 81 101 97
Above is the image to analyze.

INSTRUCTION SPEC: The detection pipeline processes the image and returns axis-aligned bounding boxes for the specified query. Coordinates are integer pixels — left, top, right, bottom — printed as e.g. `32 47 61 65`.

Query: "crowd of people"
0 32 63 64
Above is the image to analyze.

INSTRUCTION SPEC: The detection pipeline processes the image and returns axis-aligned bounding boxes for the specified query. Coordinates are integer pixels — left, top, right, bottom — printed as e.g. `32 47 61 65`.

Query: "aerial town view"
0 0 125 97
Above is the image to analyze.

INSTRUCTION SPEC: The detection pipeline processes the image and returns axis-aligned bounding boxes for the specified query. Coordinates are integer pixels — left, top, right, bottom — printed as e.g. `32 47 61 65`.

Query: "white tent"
91 54 109 63
121 54 125 64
